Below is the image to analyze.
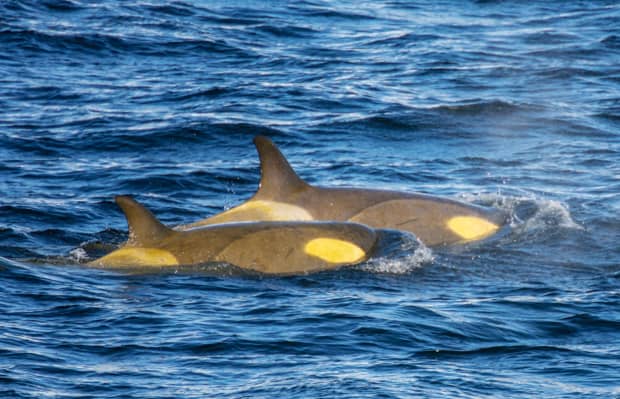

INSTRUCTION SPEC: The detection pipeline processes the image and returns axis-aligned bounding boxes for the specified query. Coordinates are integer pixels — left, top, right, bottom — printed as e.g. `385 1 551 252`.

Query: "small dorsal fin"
115 196 171 246
253 136 309 199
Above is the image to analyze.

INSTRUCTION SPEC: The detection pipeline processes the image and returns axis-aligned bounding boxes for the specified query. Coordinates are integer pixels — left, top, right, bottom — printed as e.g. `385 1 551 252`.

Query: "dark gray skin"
179 136 508 246
89 196 377 275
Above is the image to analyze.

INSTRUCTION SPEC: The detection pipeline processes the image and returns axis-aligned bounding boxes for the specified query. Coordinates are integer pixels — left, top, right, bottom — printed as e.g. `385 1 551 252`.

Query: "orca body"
89 196 377 275
179 136 507 246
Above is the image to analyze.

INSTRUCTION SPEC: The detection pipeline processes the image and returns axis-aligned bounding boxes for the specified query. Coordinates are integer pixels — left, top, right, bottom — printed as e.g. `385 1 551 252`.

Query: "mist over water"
1 1 620 398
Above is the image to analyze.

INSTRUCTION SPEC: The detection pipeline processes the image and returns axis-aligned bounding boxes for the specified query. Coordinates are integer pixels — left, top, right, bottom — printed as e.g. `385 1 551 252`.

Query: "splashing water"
362 230 435 274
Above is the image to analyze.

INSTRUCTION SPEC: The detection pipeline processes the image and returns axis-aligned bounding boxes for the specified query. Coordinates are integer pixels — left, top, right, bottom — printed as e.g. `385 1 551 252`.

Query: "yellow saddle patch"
446 216 499 241
213 200 312 222
94 247 179 267
304 238 366 264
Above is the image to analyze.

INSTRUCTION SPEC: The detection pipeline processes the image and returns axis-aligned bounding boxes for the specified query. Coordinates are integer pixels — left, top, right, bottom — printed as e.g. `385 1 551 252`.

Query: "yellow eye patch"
447 216 499 241
304 238 366 264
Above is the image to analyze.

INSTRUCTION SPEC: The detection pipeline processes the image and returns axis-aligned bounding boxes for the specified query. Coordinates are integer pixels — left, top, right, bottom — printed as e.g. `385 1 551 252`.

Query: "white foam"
520 198 583 231
362 236 434 274
69 247 90 263
458 192 583 234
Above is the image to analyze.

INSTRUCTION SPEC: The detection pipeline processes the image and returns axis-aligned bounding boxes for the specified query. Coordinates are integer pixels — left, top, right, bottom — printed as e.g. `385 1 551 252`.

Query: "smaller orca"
88 196 377 275
179 136 508 246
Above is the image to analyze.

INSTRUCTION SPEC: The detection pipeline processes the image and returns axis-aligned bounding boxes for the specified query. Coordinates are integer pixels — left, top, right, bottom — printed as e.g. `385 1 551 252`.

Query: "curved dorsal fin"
115 196 171 246
253 136 309 199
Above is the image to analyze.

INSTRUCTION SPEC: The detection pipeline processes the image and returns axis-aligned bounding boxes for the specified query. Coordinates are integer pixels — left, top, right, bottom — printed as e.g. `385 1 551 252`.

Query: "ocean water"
1 1 620 398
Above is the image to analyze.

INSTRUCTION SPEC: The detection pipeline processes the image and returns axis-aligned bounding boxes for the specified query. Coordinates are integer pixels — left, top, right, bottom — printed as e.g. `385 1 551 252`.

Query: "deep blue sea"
1 1 620 398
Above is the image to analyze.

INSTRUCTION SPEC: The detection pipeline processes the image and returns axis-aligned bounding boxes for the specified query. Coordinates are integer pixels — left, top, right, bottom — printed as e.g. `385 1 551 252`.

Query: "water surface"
1 1 619 398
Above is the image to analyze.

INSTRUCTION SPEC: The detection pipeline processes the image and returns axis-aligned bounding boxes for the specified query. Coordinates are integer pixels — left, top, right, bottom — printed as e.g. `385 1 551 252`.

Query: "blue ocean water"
1 0 620 397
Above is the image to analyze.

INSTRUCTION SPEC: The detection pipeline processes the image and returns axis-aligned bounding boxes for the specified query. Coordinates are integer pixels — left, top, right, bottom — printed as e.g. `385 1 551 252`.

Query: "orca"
179 136 507 246
88 196 377 275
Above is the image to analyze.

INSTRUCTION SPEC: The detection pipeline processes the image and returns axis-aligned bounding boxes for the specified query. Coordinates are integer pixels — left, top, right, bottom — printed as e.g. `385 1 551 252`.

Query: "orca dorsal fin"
253 136 309 199
115 196 171 246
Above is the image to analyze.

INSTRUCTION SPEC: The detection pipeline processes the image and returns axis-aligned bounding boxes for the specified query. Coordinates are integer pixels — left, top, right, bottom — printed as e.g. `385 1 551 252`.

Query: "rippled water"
1 1 620 398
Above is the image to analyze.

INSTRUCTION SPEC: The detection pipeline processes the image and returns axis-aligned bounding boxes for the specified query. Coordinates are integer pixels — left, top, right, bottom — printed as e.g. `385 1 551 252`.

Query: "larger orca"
179 136 508 246
89 196 377 275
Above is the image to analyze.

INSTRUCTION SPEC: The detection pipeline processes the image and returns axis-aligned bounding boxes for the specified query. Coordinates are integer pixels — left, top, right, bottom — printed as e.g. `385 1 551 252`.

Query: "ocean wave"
140 2 196 17
288 3 378 21
534 66 604 79
321 100 544 132
2 0 84 13
42 0 84 12
0 256 56 285
601 34 620 48
521 30 581 45
255 23 319 39
363 32 441 47
0 28 132 55
415 344 576 359
432 100 542 116
0 27 248 58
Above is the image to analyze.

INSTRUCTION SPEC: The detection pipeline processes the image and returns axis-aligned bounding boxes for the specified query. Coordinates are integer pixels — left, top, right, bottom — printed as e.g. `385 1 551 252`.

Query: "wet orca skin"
179 136 508 246
89 196 377 275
